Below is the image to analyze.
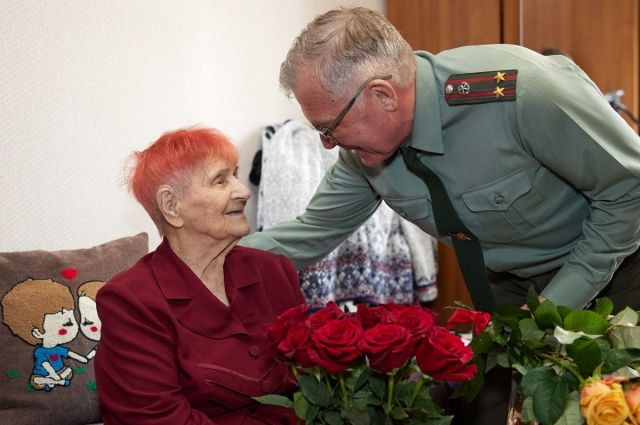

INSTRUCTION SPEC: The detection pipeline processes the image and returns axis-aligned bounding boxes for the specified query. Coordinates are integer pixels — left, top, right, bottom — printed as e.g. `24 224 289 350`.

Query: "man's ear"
369 79 398 111
156 185 183 228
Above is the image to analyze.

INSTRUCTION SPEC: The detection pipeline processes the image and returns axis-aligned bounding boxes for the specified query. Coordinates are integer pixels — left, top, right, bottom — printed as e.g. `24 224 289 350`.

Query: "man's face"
293 69 403 168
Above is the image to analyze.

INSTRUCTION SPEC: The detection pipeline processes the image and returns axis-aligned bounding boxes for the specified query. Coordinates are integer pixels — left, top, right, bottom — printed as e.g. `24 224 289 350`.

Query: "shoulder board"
444 70 518 106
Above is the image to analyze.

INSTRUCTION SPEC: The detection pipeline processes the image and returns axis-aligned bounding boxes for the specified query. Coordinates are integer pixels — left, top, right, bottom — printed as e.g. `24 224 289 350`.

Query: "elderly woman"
95 127 304 424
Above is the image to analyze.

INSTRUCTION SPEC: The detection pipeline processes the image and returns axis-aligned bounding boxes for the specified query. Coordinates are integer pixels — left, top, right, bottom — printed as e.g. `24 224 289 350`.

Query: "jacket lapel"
149 239 254 339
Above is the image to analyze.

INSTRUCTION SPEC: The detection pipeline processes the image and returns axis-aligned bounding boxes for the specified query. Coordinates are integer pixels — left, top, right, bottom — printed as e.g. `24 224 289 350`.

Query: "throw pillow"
0 233 148 425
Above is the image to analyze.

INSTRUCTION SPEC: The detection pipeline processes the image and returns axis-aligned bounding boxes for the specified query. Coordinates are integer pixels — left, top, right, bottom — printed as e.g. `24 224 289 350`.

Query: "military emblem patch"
444 70 518 105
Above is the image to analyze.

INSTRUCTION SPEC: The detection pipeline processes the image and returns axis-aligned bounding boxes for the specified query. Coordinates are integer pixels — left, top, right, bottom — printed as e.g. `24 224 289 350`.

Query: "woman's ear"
369 79 398 111
156 185 183 228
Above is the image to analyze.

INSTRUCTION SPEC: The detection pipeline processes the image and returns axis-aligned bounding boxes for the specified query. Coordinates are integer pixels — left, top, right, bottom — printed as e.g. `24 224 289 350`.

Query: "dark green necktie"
401 147 496 312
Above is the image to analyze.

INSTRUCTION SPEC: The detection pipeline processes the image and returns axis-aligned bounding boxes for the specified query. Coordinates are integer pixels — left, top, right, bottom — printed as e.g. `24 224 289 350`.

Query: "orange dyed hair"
126 127 239 229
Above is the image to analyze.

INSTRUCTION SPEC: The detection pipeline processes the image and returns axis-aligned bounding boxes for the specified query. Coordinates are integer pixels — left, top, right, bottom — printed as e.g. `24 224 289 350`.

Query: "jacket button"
494 194 505 204
249 345 261 357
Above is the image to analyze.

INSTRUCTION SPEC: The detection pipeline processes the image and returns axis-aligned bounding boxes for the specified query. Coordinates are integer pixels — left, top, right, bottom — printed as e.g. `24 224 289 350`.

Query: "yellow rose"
581 382 630 425
625 384 640 425
582 379 613 410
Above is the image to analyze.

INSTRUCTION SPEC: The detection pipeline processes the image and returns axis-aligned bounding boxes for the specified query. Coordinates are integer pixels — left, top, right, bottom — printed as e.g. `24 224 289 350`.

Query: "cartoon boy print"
1 278 88 392
77 280 105 359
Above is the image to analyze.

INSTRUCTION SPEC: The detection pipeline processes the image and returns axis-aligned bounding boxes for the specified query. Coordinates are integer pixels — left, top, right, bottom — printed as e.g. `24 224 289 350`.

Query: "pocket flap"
462 170 532 212
388 197 431 220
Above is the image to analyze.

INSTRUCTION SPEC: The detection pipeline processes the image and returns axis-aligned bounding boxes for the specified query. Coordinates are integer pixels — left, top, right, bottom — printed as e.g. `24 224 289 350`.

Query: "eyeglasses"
315 74 392 143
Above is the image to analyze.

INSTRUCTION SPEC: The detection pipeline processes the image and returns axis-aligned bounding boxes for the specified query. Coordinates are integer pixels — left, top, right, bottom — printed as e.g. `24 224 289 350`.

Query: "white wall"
0 0 384 252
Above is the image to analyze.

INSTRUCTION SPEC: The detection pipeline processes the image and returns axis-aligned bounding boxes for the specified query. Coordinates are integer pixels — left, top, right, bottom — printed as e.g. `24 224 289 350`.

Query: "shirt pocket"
461 170 545 242
386 196 431 221
197 362 289 411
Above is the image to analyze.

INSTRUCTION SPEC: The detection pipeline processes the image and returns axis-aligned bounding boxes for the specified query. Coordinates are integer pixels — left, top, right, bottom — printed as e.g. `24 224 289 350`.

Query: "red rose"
445 309 491 336
308 317 363 373
356 303 402 329
416 326 477 381
277 322 314 368
383 305 437 344
267 303 309 344
358 324 414 372
308 302 347 329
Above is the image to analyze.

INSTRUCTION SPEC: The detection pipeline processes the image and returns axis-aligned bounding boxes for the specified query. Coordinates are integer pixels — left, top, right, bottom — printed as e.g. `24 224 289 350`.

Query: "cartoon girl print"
77 280 105 359
1 278 88 392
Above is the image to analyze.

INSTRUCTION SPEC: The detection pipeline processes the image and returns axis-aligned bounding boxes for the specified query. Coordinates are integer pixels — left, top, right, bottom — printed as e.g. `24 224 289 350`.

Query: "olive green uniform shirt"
241 45 640 309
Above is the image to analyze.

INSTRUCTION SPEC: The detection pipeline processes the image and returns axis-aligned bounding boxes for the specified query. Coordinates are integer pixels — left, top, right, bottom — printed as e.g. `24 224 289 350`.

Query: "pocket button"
248 345 261 357
494 194 505 205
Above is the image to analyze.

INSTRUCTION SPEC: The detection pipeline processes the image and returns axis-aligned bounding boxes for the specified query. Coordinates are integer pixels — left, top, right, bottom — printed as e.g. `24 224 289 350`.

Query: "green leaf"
293 391 310 421
566 337 602 377
520 367 557 398
557 305 573 319
611 307 638 326
563 310 610 335
526 286 542 312
367 405 386 425
533 300 563 330
532 375 568 425
519 318 546 343
305 404 319 423
593 298 614 317
323 410 345 425
352 367 371 393
368 374 386 400
298 374 331 407
602 348 640 374
469 331 495 354
251 394 293 408
553 327 587 345
609 325 640 349
390 406 409 420
342 406 370 425
551 391 584 425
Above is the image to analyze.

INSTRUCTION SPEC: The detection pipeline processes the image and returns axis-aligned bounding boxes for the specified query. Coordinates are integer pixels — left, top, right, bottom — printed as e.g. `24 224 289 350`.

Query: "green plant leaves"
298 374 331 408
566 337 603 377
610 324 640 349
534 300 563 330
611 306 639 326
593 298 614 317
251 394 294 408
563 310 610 335
602 348 640 374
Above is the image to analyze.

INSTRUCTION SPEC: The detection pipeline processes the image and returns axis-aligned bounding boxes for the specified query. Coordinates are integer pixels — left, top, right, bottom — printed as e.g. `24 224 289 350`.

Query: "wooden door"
518 0 639 130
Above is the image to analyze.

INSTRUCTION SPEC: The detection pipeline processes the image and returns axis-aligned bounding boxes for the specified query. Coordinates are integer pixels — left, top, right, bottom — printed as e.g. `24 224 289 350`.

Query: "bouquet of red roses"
255 301 490 424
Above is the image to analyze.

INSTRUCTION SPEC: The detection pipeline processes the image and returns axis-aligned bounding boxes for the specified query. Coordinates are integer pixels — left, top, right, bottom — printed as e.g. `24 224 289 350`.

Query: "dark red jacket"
95 239 304 424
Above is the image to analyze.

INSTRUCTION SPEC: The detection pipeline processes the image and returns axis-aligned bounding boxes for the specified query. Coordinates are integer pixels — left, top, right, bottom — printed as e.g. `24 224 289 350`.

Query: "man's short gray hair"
280 7 416 98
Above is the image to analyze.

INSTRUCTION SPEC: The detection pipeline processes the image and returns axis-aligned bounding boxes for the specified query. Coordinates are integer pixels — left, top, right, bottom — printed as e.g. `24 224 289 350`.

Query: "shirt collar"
404 51 444 154
150 238 259 300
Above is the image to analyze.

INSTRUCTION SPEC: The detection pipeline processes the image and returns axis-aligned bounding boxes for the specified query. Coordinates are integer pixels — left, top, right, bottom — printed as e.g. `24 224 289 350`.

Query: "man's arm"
240 149 382 269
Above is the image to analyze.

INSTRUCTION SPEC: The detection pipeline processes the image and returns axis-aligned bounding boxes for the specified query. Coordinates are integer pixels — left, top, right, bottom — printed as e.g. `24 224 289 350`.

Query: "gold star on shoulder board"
494 71 506 83
493 86 505 98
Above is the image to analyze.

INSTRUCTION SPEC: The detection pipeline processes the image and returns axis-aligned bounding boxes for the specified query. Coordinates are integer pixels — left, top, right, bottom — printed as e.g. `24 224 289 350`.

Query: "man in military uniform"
243 5 640 310
241 6 640 423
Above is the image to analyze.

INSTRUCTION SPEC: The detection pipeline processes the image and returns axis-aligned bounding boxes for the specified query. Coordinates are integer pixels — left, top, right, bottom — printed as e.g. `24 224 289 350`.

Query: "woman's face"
178 158 251 242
